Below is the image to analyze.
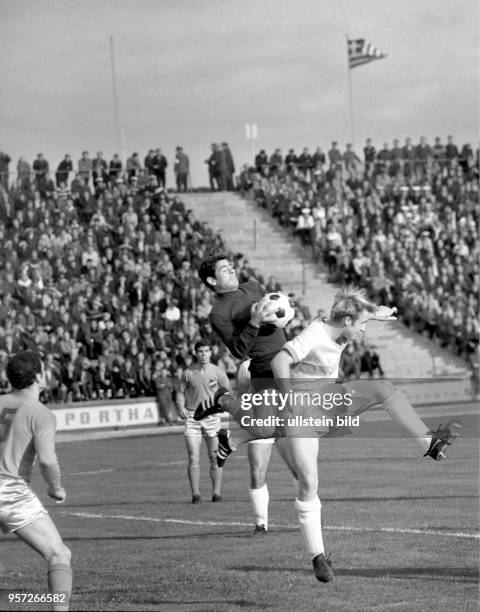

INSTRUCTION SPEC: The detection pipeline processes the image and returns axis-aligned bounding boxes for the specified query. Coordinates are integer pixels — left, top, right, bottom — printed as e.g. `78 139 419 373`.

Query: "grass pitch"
1 408 478 611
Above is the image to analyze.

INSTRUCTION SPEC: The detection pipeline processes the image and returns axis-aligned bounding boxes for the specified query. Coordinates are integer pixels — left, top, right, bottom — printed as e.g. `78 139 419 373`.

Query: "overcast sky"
1 0 478 186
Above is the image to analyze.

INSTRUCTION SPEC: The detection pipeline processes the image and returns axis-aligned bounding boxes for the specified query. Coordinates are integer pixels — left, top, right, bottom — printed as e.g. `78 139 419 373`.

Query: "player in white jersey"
195 287 461 582
176 340 230 503
0 351 72 611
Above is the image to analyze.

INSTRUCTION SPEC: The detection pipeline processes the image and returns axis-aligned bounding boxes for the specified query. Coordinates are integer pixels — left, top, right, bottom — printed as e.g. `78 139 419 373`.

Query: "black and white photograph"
0 1 478 610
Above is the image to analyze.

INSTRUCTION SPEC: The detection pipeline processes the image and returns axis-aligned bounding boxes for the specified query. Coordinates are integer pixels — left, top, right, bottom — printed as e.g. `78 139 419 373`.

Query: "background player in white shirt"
196 286 460 582
176 340 230 503
0 350 72 611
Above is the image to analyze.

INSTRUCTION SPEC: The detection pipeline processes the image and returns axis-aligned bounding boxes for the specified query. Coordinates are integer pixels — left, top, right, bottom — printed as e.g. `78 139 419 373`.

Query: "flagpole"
345 35 355 146
109 35 122 155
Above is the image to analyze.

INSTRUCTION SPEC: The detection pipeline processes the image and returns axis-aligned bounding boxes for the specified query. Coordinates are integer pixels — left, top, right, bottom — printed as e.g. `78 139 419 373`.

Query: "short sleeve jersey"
0 394 57 482
283 319 346 380
181 364 230 412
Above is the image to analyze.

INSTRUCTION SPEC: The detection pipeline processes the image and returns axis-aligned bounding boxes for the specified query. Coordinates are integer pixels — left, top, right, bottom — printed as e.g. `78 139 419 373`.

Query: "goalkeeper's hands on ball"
250 297 278 328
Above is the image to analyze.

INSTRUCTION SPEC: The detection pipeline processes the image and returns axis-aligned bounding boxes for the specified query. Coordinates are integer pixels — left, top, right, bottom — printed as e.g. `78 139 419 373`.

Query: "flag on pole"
347 39 386 69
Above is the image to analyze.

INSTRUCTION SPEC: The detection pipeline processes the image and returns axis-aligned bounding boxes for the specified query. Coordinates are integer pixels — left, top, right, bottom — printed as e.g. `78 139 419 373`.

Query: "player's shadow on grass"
60 531 257 542
66 497 263 508
232 565 479 583
336 566 479 582
64 499 196 508
142 599 260 608
273 494 478 502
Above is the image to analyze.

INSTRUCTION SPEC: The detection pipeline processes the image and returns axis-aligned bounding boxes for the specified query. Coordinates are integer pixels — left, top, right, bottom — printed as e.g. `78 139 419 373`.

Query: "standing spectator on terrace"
144 149 156 176
109 154 123 183
78 151 92 184
285 149 298 175
415 136 432 181
174 146 189 192
432 137 446 173
206 143 221 191
445 135 459 168
92 151 108 185
343 143 361 175
16 157 31 189
376 143 391 175
328 142 343 174
389 139 403 178
255 150 268 176
153 148 168 188
459 143 475 177
269 148 283 177
55 154 73 188
312 147 326 172
222 143 235 190
32 153 49 188
126 152 141 183
298 147 313 179
0 150 11 189
363 138 376 176
401 137 416 180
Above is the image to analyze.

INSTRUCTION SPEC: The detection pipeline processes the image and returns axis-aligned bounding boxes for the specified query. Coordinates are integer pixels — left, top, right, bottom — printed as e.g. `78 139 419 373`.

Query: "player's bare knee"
250 468 267 488
48 543 71 566
297 473 317 497
208 452 217 467
187 452 200 467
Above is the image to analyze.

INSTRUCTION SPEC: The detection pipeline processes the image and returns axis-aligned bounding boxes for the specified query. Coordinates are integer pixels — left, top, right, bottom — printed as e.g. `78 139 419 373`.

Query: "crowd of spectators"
0 148 247 417
239 136 479 369
0 136 475 413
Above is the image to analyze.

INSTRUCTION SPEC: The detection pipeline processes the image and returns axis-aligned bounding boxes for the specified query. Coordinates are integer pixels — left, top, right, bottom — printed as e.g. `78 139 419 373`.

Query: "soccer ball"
264 292 295 328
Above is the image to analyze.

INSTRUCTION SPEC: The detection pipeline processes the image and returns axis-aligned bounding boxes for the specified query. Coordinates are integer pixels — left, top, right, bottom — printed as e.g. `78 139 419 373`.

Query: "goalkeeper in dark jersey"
199 252 296 534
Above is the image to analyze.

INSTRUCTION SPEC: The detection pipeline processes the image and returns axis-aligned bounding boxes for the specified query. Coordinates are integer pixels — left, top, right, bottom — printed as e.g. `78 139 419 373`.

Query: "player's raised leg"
15 515 72 611
204 434 223 501
344 379 461 459
185 433 203 503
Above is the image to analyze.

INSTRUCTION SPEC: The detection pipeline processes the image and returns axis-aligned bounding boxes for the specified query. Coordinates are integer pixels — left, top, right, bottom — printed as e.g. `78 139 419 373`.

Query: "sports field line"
68 458 248 476
68 468 115 476
63 511 480 540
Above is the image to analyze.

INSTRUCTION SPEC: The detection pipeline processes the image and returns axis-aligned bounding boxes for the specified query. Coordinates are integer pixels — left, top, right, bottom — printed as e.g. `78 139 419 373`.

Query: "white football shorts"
184 414 221 438
0 476 48 533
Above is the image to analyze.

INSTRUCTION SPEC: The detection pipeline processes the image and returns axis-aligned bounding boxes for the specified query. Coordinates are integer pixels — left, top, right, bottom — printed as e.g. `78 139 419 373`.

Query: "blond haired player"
176 340 230 503
0 351 72 611
195 287 461 582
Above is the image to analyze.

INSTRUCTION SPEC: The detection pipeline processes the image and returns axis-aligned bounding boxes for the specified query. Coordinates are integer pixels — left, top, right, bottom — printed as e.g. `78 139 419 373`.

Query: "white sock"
249 484 269 529
295 496 324 559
